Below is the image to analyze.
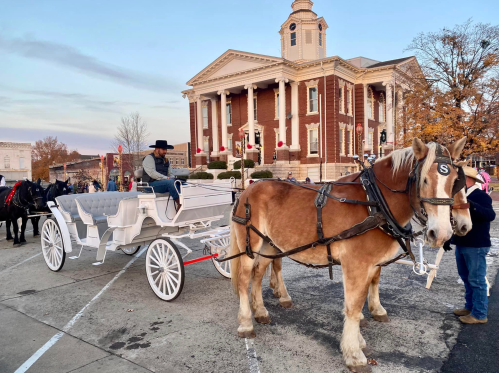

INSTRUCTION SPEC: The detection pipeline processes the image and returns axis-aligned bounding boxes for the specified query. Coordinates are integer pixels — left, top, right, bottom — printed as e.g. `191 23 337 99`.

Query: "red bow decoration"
220 146 225 152
247 144 253 150
278 141 284 148
196 148 201 154
6 181 21 206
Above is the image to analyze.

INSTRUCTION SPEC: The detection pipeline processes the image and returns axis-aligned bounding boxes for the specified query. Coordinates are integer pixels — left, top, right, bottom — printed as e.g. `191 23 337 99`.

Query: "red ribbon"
6 181 21 206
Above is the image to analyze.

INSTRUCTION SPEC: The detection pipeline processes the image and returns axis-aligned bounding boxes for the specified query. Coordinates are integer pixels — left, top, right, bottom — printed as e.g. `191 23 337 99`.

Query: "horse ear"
447 137 467 160
412 138 428 160
456 160 467 167
37 178 41 185
66 178 70 183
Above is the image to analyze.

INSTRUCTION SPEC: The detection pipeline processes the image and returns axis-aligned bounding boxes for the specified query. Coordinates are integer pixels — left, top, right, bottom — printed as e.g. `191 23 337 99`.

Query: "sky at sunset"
1 0 497 154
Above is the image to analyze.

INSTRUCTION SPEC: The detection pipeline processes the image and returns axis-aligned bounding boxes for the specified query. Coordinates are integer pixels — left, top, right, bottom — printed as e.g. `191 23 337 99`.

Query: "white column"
363 84 370 151
290 81 300 150
196 96 205 154
276 77 289 147
245 84 256 147
385 83 393 145
218 90 228 151
396 89 404 145
210 98 219 156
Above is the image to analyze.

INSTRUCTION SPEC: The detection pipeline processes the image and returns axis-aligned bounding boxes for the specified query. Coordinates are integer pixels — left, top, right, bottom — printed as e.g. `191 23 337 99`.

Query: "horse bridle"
12 182 43 210
408 145 467 227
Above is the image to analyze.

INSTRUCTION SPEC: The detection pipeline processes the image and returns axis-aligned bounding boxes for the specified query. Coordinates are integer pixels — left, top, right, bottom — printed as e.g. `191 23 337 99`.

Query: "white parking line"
245 338 261 373
0 252 42 275
13 246 147 373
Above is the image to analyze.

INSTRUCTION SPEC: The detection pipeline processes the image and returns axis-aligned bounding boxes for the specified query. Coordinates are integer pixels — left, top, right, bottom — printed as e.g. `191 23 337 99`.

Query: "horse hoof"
6 238 13 241
33 233 40 237
280 300 293 308
373 314 390 323
348 365 372 373
238 330 256 339
360 318 368 327
255 315 271 324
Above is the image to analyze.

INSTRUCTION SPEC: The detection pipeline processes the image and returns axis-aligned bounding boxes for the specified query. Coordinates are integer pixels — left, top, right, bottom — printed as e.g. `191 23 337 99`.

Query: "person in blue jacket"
444 166 496 324
106 178 117 192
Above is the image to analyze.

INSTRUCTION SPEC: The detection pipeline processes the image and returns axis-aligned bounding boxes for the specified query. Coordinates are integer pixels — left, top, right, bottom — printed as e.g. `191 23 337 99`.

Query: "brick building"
182 0 420 180
49 153 134 187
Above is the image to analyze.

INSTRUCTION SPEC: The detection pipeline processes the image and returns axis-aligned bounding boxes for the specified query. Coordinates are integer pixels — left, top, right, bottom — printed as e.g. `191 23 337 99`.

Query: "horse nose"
427 229 437 242
460 225 469 235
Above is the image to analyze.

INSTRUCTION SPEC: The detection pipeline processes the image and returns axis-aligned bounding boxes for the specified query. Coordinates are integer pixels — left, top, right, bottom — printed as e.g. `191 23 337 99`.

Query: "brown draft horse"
230 138 472 372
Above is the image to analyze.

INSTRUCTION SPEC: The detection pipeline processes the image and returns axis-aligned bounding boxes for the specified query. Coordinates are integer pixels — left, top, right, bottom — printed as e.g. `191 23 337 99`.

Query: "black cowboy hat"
149 140 174 150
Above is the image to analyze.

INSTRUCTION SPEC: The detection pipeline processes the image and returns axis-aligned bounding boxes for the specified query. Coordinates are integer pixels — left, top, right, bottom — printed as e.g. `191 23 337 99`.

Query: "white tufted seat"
56 194 82 222
75 192 141 225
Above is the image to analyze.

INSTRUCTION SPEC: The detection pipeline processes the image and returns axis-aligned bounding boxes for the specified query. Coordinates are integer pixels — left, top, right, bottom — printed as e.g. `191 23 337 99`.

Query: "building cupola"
280 0 328 62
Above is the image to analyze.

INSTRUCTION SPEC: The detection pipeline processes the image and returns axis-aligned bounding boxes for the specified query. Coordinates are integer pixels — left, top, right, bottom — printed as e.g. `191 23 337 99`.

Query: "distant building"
49 153 134 188
0 142 32 182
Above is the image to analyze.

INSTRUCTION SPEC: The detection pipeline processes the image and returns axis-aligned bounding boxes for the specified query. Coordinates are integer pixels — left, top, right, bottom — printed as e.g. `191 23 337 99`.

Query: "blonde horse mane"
383 143 438 188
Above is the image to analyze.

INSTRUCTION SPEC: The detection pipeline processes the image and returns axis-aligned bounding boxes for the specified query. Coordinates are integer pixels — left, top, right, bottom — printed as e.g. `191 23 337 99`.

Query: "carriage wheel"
146 239 184 301
41 219 66 272
122 246 140 256
210 236 231 279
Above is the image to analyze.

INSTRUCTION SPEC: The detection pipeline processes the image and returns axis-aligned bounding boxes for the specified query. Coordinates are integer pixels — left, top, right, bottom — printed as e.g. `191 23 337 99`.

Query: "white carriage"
41 182 233 301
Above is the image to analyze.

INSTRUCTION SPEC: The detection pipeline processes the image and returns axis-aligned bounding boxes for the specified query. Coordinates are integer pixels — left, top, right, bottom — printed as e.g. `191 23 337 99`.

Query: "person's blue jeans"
455 246 490 320
148 179 180 200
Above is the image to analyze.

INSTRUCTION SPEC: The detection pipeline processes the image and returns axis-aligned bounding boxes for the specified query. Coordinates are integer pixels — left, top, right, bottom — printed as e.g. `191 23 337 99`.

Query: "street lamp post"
356 124 364 170
100 155 105 191
117 145 123 192
239 129 245 190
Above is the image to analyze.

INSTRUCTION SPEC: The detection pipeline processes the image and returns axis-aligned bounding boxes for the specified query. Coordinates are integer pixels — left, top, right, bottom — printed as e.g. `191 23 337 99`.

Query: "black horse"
0 180 46 245
29 179 70 236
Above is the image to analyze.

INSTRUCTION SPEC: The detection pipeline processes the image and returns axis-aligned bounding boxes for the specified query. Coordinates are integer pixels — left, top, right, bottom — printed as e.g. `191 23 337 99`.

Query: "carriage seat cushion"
55 194 81 222
75 192 141 224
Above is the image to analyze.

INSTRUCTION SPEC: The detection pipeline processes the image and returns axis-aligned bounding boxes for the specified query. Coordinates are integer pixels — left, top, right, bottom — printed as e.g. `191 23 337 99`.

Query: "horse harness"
6 181 43 212
224 146 468 279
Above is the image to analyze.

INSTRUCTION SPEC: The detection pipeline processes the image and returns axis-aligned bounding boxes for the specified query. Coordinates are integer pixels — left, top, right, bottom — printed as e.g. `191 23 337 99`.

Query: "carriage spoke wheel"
122 246 140 255
146 239 184 301
41 219 66 271
210 236 231 279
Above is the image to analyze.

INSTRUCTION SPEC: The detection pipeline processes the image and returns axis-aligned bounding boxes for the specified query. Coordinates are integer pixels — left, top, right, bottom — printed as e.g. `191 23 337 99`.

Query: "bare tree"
112 112 150 170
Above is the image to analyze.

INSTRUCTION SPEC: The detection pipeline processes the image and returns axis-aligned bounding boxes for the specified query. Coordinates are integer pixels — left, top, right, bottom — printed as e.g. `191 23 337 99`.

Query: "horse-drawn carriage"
41 181 234 300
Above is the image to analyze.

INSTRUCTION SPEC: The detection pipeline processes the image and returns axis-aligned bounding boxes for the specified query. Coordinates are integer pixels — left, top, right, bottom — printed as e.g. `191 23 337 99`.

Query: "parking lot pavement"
0 210 498 373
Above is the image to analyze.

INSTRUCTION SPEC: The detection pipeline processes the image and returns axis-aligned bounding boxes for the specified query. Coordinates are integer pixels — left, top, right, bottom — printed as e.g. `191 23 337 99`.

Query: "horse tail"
230 211 241 297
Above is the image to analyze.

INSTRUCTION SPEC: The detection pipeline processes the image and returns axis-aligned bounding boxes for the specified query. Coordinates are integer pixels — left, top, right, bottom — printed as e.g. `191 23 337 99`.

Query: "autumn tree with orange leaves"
32 136 80 181
401 20 499 157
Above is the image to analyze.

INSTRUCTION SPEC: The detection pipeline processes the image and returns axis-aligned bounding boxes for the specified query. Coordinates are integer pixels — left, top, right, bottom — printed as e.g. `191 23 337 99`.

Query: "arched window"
367 87 374 119
379 93 385 122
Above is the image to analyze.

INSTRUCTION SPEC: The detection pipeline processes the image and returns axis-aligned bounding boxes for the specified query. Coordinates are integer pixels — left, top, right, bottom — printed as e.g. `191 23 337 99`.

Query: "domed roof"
291 0 314 12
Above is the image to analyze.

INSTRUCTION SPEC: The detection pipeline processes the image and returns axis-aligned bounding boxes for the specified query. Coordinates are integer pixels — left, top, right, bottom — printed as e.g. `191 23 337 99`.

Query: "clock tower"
280 0 328 62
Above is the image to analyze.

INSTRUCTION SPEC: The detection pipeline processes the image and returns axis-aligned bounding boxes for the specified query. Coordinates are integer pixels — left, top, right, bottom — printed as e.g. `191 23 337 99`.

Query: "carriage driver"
142 140 181 209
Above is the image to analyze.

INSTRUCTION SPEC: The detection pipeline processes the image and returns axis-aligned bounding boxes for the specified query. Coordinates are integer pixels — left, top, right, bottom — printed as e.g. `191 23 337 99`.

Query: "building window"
19 157 25 169
4 156 10 169
368 130 374 151
203 137 209 153
346 88 352 115
346 129 353 155
339 86 344 114
181 158 185 165
202 105 208 129
253 97 257 121
228 134 233 151
339 127 345 155
308 87 318 113
319 32 322 46
226 103 232 126
308 128 319 155
379 93 386 122
291 32 296 46
175 158 179 165
367 87 374 119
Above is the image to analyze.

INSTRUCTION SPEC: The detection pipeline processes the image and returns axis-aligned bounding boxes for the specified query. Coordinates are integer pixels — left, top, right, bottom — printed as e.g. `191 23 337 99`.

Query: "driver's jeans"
148 179 179 200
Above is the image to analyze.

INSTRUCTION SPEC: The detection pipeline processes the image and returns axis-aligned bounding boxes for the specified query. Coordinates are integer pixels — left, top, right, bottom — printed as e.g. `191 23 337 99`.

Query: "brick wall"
189 76 383 166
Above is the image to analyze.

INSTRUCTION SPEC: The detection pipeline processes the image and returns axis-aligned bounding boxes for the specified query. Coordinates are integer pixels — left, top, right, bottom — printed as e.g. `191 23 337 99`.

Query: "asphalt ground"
0 204 498 373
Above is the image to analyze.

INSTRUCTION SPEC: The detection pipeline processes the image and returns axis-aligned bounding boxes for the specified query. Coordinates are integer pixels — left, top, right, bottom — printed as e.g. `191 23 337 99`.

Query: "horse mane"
384 143 438 188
